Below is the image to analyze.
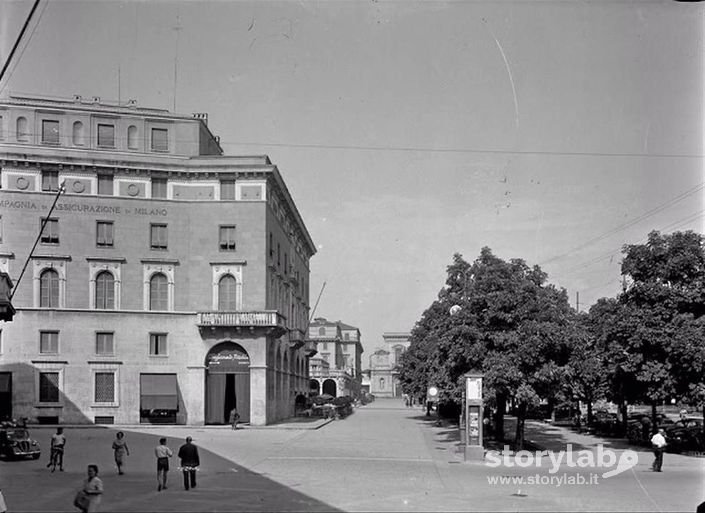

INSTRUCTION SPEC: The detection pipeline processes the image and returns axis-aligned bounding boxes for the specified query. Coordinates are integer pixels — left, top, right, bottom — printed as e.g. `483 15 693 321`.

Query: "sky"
1 0 703 363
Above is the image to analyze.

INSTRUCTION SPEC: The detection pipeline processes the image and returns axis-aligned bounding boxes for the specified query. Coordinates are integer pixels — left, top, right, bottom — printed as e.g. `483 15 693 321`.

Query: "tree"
617 231 705 430
400 248 575 448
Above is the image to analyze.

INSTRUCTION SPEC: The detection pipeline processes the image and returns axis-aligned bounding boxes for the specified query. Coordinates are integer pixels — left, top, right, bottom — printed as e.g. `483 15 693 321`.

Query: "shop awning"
140 374 178 410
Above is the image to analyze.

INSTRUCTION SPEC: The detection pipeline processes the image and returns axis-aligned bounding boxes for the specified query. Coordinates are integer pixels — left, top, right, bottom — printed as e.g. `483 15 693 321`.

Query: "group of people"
41 428 203 512
154 436 201 491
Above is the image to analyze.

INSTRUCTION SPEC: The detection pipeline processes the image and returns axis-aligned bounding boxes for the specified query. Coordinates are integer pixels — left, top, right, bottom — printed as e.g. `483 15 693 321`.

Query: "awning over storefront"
140 374 178 410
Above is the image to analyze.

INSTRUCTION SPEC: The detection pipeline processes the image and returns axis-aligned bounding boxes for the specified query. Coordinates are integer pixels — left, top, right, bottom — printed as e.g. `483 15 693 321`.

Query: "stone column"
250 365 268 426
184 366 206 426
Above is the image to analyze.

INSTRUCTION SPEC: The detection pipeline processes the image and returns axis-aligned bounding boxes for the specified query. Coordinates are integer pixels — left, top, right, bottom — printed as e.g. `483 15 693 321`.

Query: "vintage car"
665 417 705 453
0 423 41 460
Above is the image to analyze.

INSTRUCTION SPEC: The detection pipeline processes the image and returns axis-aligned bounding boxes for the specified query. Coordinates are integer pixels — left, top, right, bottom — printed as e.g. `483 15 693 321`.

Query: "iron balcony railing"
196 310 286 329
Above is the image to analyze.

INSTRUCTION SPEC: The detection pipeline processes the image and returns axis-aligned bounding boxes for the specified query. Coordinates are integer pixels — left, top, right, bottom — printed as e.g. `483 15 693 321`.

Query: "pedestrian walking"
650 428 667 472
73 464 103 512
47 427 66 472
111 432 130 475
154 437 173 491
229 407 240 430
177 436 200 491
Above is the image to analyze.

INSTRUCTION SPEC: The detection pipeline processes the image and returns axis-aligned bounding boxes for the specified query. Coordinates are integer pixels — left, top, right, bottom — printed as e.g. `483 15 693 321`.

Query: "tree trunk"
495 394 506 442
620 401 628 437
514 403 527 450
587 401 593 427
651 402 658 436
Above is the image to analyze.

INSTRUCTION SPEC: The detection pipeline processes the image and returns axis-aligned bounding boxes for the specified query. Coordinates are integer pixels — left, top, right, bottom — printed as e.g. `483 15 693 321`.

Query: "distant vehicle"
0 422 41 460
665 417 705 453
627 414 674 446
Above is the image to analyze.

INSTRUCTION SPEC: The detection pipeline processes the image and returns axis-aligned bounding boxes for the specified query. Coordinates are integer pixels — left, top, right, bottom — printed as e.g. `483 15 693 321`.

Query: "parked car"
627 413 674 446
0 422 41 460
591 411 620 437
665 417 705 453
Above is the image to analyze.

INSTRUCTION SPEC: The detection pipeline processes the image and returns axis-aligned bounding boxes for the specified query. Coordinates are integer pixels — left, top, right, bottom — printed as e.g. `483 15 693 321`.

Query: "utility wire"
0 0 44 93
221 140 704 159
563 209 705 275
540 182 705 266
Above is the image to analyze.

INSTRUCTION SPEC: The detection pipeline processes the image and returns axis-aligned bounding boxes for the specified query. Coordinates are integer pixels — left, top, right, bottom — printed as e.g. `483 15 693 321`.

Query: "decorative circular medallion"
71 180 85 193
16 177 29 190
127 183 140 196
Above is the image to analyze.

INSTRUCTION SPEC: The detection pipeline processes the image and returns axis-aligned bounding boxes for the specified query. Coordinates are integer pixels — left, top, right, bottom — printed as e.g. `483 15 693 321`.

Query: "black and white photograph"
0 0 703 511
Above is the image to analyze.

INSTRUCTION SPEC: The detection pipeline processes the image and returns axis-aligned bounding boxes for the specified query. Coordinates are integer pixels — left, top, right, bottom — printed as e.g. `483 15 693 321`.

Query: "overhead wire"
0 0 48 95
539 181 705 266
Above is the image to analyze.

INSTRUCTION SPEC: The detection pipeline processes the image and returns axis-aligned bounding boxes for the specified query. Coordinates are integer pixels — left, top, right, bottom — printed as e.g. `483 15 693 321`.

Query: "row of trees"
398 231 705 448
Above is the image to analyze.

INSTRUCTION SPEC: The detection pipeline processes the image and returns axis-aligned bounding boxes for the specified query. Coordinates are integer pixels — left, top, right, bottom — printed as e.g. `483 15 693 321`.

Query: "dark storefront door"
0 373 11 421
205 343 250 424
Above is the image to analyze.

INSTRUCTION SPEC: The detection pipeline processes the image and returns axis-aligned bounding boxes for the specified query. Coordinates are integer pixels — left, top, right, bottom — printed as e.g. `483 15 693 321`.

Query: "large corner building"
0 94 317 426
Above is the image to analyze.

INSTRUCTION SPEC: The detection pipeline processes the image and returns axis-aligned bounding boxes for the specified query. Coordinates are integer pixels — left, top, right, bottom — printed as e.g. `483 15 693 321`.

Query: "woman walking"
74 464 103 512
111 432 130 475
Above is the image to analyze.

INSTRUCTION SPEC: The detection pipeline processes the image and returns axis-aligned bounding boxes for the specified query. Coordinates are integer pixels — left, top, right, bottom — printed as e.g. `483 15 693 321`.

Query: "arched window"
394 346 404 364
149 273 168 310
72 121 84 145
40 269 60 307
95 271 115 309
16 117 28 142
127 125 138 149
318 327 325 336
218 274 237 310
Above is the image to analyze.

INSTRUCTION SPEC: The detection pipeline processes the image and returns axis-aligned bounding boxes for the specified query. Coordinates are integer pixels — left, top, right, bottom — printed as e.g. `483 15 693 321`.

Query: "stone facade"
0 94 317 426
307 318 363 398
368 332 410 398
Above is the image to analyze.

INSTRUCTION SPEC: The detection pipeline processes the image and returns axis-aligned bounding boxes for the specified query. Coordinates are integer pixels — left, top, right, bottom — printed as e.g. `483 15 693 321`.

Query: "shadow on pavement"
1 426 340 512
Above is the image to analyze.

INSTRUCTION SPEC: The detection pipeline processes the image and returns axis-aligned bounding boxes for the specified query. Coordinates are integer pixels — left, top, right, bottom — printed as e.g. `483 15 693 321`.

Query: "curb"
22 419 335 431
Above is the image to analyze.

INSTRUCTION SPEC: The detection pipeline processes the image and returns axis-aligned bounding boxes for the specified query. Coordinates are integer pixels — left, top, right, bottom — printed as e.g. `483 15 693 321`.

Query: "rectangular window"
0 215 3 243
94 372 115 403
95 332 114 355
97 124 115 147
220 180 235 200
40 331 59 354
96 221 114 247
42 171 59 192
269 232 274 259
150 224 167 250
149 333 167 356
39 372 60 403
0 115 4 140
152 178 167 199
97 175 113 196
40 218 59 244
219 225 236 251
151 128 168 151
41 120 60 144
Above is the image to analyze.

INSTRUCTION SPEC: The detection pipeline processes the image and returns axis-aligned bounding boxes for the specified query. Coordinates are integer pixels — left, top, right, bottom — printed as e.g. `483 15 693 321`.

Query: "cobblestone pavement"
2 399 703 512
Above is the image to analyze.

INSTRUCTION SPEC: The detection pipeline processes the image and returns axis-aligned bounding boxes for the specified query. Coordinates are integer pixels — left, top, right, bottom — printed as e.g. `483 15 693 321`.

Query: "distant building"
307 317 363 397
0 94 317 426
368 332 410 398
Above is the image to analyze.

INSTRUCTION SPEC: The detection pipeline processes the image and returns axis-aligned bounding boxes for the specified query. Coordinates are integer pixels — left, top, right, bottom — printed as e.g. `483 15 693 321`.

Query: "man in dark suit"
177 436 200 490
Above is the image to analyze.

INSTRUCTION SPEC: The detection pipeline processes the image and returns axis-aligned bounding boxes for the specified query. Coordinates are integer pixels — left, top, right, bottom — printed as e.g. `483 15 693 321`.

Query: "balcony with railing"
196 310 287 337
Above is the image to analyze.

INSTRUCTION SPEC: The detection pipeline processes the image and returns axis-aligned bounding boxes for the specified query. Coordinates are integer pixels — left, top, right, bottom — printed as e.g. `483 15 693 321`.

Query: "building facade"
307 317 363 398
368 332 410 398
0 94 317 426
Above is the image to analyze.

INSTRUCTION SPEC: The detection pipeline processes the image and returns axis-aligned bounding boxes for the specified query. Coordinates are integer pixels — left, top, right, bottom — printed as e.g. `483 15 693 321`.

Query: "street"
2 398 704 512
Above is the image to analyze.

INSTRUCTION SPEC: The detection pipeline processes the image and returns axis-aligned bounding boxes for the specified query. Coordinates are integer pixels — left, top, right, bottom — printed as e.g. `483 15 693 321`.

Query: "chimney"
126 99 137 108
